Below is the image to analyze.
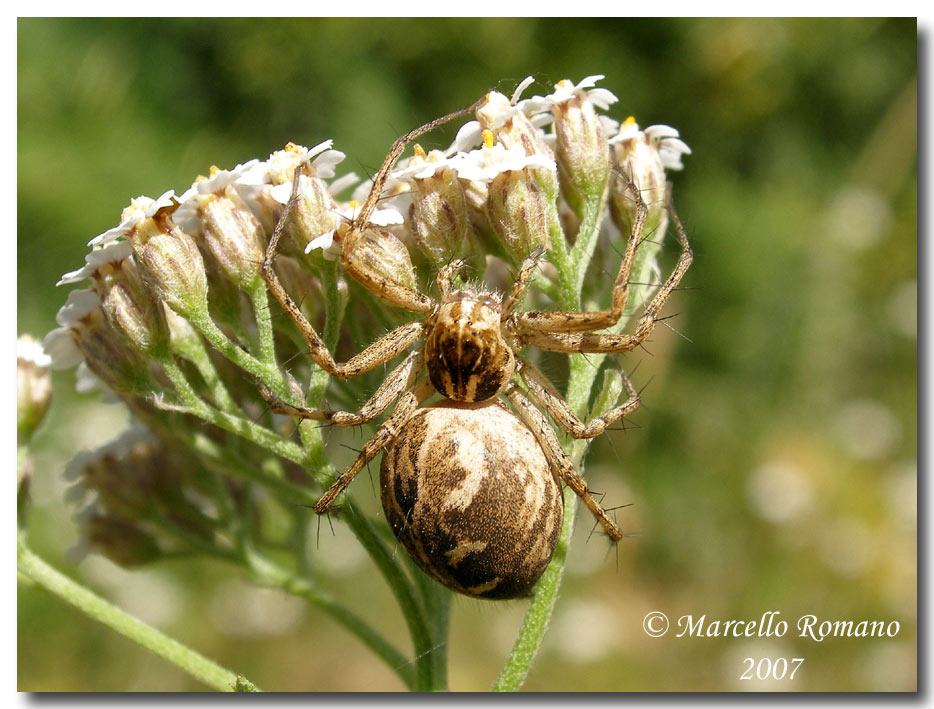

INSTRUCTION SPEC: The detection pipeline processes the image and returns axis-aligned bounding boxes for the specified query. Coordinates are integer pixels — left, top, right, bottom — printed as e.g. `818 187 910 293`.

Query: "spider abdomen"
380 400 563 599
425 296 515 402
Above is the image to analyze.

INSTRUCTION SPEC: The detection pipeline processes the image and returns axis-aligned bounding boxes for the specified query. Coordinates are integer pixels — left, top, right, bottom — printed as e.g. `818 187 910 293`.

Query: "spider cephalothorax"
257 90 692 599
425 289 515 403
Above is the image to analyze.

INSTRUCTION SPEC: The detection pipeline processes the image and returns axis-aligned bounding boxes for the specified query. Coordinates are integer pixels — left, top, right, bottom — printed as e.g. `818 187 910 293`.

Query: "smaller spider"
258 98 692 599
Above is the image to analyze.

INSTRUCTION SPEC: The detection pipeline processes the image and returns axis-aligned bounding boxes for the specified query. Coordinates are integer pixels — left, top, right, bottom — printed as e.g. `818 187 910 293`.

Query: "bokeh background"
18 18 917 691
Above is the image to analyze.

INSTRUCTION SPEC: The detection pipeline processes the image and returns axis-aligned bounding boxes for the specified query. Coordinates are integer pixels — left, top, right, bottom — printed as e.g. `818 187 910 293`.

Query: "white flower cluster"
44 75 691 391
42 140 380 379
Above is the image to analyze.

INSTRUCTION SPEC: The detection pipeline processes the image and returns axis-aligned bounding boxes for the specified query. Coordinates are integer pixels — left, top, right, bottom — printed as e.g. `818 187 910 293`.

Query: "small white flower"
57 242 134 286
447 120 484 155
548 75 618 110
452 142 556 184
55 289 100 327
476 91 519 130
265 140 346 184
301 202 404 261
304 229 338 258
192 159 261 196
610 119 692 171
43 290 99 369
391 149 460 182
645 125 692 170
268 178 308 206
517 75 618 120
88 191 176 246
43 327 82 370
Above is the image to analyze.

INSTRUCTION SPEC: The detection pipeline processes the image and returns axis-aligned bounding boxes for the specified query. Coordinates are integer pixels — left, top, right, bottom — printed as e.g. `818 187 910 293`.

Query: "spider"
258 98 693 599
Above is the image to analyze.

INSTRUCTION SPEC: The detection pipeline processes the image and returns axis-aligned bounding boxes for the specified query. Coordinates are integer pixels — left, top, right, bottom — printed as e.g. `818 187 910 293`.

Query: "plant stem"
341 501 440 691
244 548 416 689
246 278 279 370
161 359 306 465
188 311 292 403
17 538 256 692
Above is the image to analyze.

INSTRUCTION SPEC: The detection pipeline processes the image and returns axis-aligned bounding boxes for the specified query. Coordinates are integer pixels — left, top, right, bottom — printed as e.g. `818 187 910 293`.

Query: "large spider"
259 99 693 599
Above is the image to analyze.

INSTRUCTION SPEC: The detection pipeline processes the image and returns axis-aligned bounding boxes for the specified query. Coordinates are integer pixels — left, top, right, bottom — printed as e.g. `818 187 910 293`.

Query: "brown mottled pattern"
425 297 514 402
380 400 563 600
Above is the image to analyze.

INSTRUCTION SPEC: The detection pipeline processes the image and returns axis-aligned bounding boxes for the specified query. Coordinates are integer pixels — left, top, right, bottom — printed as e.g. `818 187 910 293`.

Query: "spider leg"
517 357 640 439
505 385 623 542
501 246 546 317
314 378 435 514
521 189 692 354
515 173 647 333
258 351 424 426
261 165 431 378
436 259 472 300
340 96 487 313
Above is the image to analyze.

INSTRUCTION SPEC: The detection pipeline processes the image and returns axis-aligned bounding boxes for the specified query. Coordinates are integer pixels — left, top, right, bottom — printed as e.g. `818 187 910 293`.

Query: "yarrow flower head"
390 145 471 261
451 132 556 184
527 75 619 217
89 191 177 247
608 117 692 237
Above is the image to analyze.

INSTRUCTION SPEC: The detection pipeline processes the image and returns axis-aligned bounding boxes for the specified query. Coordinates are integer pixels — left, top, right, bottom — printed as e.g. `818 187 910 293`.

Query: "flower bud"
487 168 556 262
265 142 344 256
476 90 558 200
609 118 691 311
347 228 419 292
76 309 159 397
393 145 470 261
178 164 268 291
45 289 157 397
127 204 210 323
547 77 616 217
17 335 52 445
609 118 691 238
454 131 560 262
59 241 171 358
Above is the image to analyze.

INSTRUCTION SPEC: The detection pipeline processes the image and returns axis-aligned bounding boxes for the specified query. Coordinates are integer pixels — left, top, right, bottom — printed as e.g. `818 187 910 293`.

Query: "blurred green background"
18 18 916 691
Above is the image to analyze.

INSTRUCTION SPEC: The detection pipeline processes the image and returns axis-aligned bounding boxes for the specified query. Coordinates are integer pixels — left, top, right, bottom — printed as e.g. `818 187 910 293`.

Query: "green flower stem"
17 538 255 692
246 278 279 370
187 432 315 504
412 567 452 690
287 259 442 689
183 434 420 689
545 219 578 310
169 326 240 415
570 190 610 293
187 310 292 404
188 352 240 416
245 550 416 690
340 501 441 692
161 358 306 466
299 259 343 456
625 212 669 319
